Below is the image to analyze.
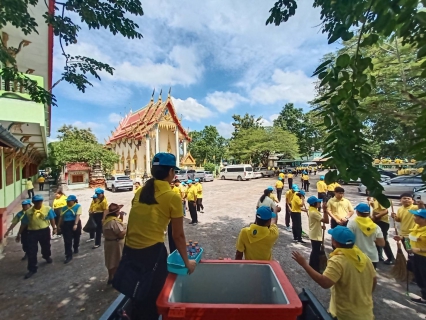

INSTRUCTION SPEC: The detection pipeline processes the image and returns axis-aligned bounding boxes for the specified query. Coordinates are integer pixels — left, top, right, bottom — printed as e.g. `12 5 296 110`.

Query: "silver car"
203 171 214 182
358 175 424 197
413 186 426 201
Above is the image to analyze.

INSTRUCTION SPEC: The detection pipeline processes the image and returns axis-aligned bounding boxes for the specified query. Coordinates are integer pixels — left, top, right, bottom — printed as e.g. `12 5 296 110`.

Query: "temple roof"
106 95 190 145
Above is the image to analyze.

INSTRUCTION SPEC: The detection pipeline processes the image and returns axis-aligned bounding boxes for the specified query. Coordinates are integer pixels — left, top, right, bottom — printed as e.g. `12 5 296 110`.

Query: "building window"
6 164 13 186
15 164 20 181
71 175 84 183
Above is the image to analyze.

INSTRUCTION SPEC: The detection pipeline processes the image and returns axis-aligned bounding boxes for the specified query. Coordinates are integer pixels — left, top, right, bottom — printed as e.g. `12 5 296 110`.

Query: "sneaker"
411 298 426 306
201 210 204 213
189 222 194 225
92 245 101 249
24 271 36 279
192 222 198 226
298 239 307 244
86 238 95 243
379 257 384 262
293 239 298 243
45 257 53 264
64 256 72 264
384 259 395 265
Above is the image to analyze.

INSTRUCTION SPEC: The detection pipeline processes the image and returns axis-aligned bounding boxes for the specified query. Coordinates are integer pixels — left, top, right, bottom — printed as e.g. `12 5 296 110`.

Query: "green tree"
188 126 228 166
231 113 263 139
46 125 119 173
266 0 426 206
228 127 299 166
1 0 144 106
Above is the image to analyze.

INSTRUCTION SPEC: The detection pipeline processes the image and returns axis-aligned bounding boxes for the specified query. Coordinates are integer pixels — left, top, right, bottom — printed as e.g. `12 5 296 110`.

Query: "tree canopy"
187 126 228 166
231 113 263 139
1 0 144 106
45 125 119 173
267 0 426 206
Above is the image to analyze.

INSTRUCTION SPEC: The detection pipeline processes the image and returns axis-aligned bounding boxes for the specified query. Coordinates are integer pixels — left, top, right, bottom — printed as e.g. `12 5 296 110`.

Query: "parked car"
254 167 275 178
219 165 254 181
253 171 263 179
203 171 214 182
413 185 426 202
376 168 397 179
331 169 390 185
194 170 206 181
358 175 424 196
105 175 133 192
175 170 188 181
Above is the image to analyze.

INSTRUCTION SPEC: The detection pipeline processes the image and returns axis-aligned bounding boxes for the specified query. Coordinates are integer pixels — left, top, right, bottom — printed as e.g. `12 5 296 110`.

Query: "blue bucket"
167 248 204 275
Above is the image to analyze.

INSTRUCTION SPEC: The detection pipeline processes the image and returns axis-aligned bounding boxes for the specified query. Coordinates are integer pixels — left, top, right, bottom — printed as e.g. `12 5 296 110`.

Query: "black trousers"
303 180 310 191
89 212 104 245
21 229 29 253
291 212 302 241
27 189 35 199
39 183 44 191
276 188 283 202
375 220 395 261
196 198 204 212
285 205 291 228
188 201 198 223
318 192 326 201
309 240 322 272
413 253 426 300
123 243 168 320
62 220 82 258
288 178 293 190
330 218 348 229
27 227 51 273
326 191 335 201
167 222 176 253
54 208 61 229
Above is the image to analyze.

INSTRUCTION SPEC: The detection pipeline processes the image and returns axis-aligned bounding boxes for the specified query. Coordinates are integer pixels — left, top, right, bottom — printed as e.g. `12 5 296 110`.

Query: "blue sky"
50 0 334 142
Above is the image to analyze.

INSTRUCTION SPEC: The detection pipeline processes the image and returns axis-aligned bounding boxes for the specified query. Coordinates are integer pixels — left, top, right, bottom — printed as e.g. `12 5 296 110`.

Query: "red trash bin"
157 260 302 320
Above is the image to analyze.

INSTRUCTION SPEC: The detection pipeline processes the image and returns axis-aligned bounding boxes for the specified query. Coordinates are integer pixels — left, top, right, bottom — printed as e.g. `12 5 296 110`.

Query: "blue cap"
409 209 426 219
95 188 104 194
320 175 325 180
307 196 323 205
152 152 180 170
328 226 356 245
256 207 273 220
195 179 199 182
278 177 282 181
292 185 299 191
22 199 31 205
181 182 186 185
187 180 193 184
298 190 306 196
32 195 43 202
91 194 98 199
267 186 274 191
67 195 77 201
355 203 370 213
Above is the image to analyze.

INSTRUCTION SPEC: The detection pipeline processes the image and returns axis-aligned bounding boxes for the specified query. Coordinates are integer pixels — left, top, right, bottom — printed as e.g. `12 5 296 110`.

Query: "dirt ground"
0 175 425 320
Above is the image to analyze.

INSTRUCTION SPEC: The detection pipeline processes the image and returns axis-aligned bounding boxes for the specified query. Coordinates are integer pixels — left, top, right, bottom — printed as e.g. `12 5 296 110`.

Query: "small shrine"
89 161 106 189
64 162 91 189
180 152 196 169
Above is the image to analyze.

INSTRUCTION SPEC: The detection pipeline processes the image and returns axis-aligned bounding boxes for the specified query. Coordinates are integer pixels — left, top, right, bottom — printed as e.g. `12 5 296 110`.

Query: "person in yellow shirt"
26 178 34 199
301 171 310 192
307 196 328 272
37 175 46 191
394 209 426 305
195 179 204 214
18 195 57 279
326 181 341 200
326 187 354 230
58 195 82 264
235 206 279 260
275 177 284 202
133 181 141 193
316 176 327 202
180 181 187 216
391 193 425 250
284 185 298 232
172 179 181 196
279 171 285 180
87 188 108 248
291 189 306 243
186 180 198 225
52 190 67 239
287 171 294 189
368 197 395 265
292 226 377 320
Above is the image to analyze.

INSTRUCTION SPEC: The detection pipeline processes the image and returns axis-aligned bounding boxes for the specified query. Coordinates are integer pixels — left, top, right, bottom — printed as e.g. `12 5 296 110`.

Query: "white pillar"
183 139 187 155
175 129 179 167
145 135 151 175
155 125 159 154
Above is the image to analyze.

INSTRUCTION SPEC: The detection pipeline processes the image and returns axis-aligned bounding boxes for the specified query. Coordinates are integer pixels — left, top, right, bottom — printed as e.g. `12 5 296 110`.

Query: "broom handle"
391 200 399 236
321 223 325 244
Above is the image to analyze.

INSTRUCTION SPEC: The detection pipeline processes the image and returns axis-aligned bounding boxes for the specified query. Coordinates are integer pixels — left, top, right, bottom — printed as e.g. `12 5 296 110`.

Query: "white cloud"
250 69 315 105
216 122 234 139
260 114 279 127
206 91 248 113
108 113 122 123
72 121 104 130
172 97 215 122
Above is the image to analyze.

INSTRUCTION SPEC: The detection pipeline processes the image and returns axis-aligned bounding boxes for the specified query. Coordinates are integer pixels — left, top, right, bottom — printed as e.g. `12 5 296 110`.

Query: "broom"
302 202 310 239
319 223 328 273
390 201 408 282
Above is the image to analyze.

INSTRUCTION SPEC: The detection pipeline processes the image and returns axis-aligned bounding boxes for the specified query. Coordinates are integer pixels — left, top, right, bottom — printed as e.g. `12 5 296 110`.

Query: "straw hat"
108 203 124 215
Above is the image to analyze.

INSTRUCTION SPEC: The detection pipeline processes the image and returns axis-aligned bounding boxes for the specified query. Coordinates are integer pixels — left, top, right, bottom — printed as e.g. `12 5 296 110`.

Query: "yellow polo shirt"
186 185 197 202
196 183 203 199
397 204 418 236
38 177 45 183
410 224 426 257
279 173 285 179
172 186 181 196
127 179 183 249
275 180 284 189
91 197 108 213
285 190 296 207
26 180 34 190
327 197 354 220
236 224 279 260
317 181 327 193
180 185 187 200
302 174 309 181
287 173 294 179
133 185 141 194
327 182 341 192
53 195 67 209
291 194 303 213
22 206 56 230
270 193 278 202
372 199 389 223
309 207 323 241
323 254 376 320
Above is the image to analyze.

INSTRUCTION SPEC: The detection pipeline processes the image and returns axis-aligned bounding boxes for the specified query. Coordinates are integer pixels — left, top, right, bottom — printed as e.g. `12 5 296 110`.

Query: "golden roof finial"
151 88 155 101
159 89 163 101
168 87 172 98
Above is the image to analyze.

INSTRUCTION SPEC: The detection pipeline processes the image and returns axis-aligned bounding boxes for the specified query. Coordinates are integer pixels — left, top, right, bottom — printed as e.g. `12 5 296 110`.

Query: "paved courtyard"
0 175 425 319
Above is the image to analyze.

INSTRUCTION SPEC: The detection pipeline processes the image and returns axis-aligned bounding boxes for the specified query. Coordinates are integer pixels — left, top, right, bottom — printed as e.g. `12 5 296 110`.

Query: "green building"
0 0 54 248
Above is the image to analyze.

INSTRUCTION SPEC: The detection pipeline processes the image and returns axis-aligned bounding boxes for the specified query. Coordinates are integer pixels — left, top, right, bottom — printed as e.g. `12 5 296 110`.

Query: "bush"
204 163 216 173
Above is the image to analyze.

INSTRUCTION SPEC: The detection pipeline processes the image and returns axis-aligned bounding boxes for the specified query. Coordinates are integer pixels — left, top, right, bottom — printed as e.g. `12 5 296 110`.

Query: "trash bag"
83 216 97 233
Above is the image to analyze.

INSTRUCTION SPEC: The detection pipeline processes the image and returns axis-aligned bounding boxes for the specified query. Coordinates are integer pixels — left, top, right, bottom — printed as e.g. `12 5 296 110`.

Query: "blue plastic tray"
167 248 204 275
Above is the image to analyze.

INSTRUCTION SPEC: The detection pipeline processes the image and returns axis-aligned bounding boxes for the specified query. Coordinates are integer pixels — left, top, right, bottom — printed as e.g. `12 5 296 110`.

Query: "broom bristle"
319 244 328 273
390 249 408 282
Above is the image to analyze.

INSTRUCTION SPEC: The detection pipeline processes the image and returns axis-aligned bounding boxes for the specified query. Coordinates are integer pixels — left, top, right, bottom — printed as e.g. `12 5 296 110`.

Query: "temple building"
105 92 192 178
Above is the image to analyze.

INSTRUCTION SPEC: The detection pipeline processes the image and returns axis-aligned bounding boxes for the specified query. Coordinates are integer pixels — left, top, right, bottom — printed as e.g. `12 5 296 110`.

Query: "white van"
219 165 254 181
301 162 318 169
